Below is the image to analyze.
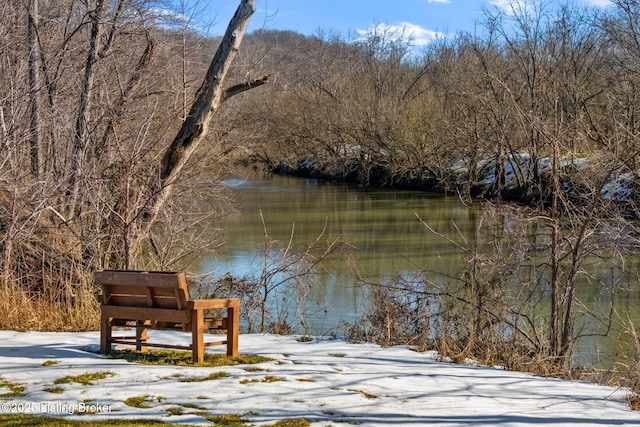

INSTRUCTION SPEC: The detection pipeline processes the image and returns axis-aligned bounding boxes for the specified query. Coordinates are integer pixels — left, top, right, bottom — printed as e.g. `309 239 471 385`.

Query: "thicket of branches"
0 0 266 329
232 0 640 212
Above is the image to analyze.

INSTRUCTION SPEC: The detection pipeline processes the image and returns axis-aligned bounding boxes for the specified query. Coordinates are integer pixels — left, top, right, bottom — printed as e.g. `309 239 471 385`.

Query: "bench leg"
191 309 205 363
136 322 148 352
100 314 112 355
227 305 239 357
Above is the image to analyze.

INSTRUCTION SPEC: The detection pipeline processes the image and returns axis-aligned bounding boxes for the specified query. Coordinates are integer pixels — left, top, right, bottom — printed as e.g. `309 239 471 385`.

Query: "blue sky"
197 0 614 46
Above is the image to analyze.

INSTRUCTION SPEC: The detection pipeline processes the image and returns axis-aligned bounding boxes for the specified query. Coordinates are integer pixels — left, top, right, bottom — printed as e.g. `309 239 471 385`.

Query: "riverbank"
261 152 640 218
1 330 638 426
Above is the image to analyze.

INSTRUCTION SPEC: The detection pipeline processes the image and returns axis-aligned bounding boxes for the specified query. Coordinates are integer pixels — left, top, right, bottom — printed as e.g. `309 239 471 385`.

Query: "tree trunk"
28 0 43 177
549 139 560 356
68 0 108 216
134 0 265 257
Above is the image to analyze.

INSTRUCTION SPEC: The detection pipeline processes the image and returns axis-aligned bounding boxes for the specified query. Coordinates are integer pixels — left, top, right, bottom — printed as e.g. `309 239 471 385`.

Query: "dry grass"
622 322 640 410
0 278 100 332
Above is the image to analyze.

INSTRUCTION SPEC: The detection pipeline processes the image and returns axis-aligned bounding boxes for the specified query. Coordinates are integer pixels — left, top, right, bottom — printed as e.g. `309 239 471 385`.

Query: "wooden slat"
102 285 179 298
109 339 191 351
175 273 191 305
149 297 182 309
152 287 182 297
105 294 180 309
174 288 185 310
101 285 182 309
95 270 185 288
102 284 149 296
106 295 148 306
188 298 240 310
144 287 155 307
102 305 190 323
192 307 204 362
204 341 226 346
110 339 225 349
227 305 239 357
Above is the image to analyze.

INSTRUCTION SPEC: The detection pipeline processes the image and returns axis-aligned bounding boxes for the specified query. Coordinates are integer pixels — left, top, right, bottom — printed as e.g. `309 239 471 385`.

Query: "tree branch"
135 0 258 256
223 75 270 101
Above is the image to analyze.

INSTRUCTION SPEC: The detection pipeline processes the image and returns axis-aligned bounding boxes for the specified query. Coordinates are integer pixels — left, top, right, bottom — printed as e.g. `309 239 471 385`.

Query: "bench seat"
95 270 239 363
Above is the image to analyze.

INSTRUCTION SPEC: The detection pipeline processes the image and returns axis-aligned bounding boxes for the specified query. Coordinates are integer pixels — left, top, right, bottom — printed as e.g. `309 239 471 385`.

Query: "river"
193 171 640 368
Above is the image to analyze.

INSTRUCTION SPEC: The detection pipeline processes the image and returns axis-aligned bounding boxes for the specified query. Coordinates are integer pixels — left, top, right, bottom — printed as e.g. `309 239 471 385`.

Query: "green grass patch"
177 371 229 382
124 395 163 409
240 375 286 384
0 412 308 426
0 414 198 426
42 386 65 394
165 406 185 416
53 371 113 386
107 349 272 367
204 413 250 426
41 360 60 367
265 419 312 427
0 377 26 397
348 388 378 399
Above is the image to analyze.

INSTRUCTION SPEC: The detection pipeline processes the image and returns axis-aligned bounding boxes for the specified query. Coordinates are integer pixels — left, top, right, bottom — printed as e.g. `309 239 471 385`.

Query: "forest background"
2 0 640 401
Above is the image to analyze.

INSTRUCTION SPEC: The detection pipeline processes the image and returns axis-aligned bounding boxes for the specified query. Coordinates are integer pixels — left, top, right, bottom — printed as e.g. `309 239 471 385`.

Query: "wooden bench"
95 270 239 363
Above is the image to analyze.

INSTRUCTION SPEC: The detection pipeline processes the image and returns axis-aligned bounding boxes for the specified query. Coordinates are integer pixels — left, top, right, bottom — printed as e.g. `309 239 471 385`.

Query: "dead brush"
496 345 581 380
0 273 99 331
346 279 436 350
434 333 466 364
623 321 640 410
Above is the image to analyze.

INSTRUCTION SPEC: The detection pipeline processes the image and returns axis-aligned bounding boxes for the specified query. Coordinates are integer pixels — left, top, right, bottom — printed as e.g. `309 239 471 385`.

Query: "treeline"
0 0 260 329
228 0 640 215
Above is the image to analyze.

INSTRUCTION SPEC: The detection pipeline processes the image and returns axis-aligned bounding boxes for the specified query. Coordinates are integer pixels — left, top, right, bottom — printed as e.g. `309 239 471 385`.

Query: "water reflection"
194 171 640 367
230 176 473 270
196 173 473 330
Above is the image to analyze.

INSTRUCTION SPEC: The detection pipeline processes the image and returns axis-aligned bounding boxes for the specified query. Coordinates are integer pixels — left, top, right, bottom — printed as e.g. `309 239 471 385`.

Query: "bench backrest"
94 270 191 310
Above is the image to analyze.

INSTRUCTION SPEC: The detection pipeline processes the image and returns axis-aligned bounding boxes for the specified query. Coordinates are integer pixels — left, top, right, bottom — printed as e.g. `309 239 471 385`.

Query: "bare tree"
27 0 43 177
0 0 270 330
135 0 268 260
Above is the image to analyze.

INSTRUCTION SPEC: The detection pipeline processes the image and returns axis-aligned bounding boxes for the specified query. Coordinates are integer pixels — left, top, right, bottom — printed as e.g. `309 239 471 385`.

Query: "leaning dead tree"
134 0 269 258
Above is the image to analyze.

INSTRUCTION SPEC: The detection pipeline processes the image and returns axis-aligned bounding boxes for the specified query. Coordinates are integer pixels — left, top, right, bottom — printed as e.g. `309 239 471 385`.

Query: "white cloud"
427 0 451 3
488 0 526 15
580 0 613 6
356 22 445 47
401 22 446 46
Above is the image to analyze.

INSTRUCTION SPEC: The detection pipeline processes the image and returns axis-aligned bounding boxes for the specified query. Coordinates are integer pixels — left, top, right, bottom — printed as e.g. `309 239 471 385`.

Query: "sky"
197 0 616 47
1 330 638 426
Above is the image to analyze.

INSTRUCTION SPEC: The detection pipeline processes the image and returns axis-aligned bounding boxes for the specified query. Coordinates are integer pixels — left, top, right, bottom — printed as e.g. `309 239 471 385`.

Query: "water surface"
194 172 640 367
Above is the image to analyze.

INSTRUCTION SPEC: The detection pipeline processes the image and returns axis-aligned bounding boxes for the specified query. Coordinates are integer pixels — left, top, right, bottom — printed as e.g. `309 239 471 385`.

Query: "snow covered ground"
0 330 639 426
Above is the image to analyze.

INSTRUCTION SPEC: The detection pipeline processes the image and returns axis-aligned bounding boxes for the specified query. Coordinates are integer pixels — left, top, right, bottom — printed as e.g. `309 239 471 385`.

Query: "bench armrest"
187 298 240 310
